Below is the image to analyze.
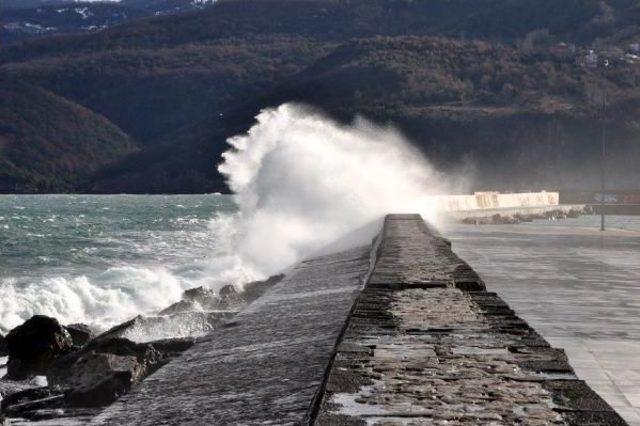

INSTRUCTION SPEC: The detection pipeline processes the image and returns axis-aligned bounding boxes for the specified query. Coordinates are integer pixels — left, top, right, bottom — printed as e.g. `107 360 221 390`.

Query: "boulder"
158 299 196 315
1 387 57 412
148 337 196 358
218 274 284 308
161 273 284 314
5 316 73 379
47 338 162 388
65 324 94 347
0 334 6 357
62 353 150 407
47 337 163 408
217 285 244 309
92 316 143 342
180 286 221 310
182 286 217 302
94 312 232 343
1 389 64 420
242 274 284 303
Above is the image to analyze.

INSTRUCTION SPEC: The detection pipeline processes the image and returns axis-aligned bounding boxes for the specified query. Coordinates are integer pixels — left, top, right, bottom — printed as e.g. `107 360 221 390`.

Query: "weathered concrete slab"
91 246 372 425
314 214 627 425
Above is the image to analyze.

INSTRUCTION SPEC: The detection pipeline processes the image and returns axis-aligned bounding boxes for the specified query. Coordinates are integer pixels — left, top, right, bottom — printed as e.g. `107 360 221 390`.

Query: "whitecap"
216 103 452 278
0 267 187 334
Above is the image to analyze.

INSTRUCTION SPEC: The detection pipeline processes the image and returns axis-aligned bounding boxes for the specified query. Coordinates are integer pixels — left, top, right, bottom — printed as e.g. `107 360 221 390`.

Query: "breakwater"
91 245 373 425
92 215 625 425
314 215 625 425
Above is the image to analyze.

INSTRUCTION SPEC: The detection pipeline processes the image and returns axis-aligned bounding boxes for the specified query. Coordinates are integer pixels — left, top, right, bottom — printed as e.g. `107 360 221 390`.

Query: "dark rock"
149 337 196 357
47 337 164 408
1 387 56 412
0 334 6 357
241 274 284 304
159 274 284 316
47 337 162 388
0 377 47 403
2 394 64 419
93 315 143 342
182 286 216 302
5 315 73 379
158 299 197 315
181 286 221 310
64 366 134 408
217 285 244 309
65 324 94 347
158 286 220 314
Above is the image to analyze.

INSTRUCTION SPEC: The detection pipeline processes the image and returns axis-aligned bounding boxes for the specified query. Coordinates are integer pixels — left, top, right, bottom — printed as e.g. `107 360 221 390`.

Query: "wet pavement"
441 218 640 425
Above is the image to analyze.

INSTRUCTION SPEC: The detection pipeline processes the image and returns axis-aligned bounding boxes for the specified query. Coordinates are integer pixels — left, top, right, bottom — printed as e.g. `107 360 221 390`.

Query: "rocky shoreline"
0 275 282 424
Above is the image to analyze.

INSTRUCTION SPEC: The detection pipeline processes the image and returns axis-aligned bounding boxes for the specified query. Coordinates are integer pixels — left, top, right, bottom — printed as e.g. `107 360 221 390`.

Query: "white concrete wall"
435 191 559 212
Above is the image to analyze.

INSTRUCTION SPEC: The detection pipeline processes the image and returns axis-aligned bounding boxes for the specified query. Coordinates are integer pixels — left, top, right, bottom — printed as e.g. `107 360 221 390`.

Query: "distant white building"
586 49 599 69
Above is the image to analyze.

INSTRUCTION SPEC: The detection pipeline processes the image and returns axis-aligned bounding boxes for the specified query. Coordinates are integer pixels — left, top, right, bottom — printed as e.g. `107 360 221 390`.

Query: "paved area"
315 215 625 425
441 221 640 425
92 246 372 425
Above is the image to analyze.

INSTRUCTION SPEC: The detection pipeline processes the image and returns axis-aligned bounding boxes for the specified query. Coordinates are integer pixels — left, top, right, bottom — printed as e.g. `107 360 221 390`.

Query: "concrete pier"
91 214 626 425
92 246 373 425
314 215 626 425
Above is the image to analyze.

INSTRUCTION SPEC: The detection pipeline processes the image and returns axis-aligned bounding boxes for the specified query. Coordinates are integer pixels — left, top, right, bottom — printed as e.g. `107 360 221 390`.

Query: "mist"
217 103 457 278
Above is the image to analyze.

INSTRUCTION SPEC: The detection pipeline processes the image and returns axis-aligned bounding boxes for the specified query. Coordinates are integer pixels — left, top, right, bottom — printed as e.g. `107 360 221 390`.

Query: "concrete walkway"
315 215 626 425
92 246 372 425
442 221 640 425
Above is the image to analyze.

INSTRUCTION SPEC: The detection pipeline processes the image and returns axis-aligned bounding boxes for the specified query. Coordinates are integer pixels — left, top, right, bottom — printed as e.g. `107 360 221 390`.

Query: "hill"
90 36 640 192
2 0 640 193
0 79 138 192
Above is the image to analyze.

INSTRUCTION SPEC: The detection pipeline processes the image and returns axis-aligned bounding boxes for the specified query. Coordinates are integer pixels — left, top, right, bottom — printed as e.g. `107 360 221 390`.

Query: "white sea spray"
217 103 451 277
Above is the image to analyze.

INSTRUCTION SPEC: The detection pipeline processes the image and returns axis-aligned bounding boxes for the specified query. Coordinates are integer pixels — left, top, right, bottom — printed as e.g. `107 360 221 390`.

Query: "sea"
2 193 638 336
0 194 240 335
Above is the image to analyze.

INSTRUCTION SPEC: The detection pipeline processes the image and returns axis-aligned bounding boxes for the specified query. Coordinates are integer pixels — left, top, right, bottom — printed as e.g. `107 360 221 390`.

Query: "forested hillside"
2 0 640 193
0 79 137 192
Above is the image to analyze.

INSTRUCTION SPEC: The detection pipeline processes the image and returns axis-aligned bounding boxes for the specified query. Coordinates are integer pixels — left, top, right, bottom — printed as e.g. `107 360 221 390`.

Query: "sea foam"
0 267 185 334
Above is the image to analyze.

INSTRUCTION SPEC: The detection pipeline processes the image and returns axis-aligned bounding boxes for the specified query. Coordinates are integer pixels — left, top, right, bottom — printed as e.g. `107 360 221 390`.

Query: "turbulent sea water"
0 104 451 337
0 194 241 334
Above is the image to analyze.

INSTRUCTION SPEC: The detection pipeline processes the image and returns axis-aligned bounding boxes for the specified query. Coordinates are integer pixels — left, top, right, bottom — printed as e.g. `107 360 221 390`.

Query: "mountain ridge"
2 0 640 193
0 77 138 192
